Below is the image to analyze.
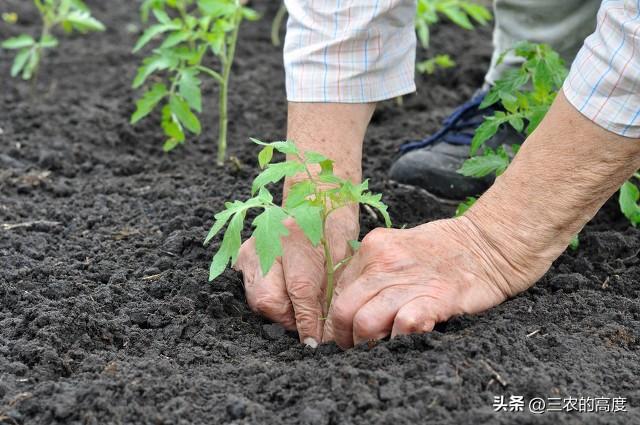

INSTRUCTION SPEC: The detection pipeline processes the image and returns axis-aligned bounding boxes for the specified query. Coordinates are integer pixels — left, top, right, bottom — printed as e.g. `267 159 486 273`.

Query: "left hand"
321 217 545 348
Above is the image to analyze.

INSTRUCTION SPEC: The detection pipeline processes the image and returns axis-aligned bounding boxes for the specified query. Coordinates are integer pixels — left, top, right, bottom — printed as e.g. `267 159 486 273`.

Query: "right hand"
234 202 359 347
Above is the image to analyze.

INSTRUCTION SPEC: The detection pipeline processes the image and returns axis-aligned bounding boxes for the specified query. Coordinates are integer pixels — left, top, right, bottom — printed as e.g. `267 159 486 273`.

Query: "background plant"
454 41 567 215
1 0 104 81
415 0 491 75
456 41 640 236
205 139 391 310
131 0 258 164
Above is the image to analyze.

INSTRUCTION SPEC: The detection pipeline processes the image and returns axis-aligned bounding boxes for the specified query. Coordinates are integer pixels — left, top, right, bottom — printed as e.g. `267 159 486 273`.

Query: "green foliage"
205 139 392 309
454 196 476 217
1 0 104 80
130 0 258 161
468 41 568 156
456 42 568 221
619 174 640 227
415 0 491 49
417 54 456 75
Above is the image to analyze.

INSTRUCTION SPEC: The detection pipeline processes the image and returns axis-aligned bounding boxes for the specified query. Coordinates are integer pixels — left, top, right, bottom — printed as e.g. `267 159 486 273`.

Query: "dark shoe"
389 92 526 201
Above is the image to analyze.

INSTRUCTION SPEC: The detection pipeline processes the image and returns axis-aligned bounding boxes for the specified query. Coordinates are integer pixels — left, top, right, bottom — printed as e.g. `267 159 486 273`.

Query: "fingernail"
303 337 318 349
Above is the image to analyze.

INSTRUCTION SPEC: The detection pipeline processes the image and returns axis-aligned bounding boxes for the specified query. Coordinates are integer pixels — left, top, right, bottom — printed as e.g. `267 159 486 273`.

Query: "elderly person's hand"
323 92 640 348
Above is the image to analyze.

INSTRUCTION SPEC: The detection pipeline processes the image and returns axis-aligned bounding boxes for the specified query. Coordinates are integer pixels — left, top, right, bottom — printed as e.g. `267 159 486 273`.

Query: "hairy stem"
216 5 243 166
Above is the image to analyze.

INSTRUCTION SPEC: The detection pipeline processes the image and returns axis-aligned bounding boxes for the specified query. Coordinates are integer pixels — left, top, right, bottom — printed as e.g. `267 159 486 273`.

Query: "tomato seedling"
1 0 104 81
130 0 258 164
204 139 391 310
619 173 640 227
456 41 568 211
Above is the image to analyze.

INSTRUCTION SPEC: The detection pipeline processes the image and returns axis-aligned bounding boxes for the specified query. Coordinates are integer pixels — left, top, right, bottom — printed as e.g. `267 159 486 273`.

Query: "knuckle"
361 228 388 248
253 294 290 318
352 311 375 337
287 279 318 299
395 314 420 333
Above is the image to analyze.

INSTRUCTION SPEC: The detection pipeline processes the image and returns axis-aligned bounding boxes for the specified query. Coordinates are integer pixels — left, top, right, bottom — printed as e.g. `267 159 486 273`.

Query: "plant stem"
270 4 287 47
216 6 243 166
322 231 335 313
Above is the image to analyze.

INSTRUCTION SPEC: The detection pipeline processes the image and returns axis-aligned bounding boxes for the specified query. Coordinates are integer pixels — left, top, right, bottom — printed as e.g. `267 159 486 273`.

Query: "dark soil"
1 1 639 424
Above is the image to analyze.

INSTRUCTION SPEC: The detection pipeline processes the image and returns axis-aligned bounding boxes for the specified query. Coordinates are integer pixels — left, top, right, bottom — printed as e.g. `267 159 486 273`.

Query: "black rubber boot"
389 92 526 201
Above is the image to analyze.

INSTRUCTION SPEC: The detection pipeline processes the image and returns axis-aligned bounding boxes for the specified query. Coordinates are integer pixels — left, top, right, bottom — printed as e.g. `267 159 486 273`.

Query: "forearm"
284 102 375 196
465 92 640 292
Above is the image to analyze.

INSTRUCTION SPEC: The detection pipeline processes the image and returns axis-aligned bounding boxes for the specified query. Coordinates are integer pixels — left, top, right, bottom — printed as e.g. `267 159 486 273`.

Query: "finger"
391 296 438 338
322 273 383 348
235 239 296 331
351 287 423 346
282 222 326 346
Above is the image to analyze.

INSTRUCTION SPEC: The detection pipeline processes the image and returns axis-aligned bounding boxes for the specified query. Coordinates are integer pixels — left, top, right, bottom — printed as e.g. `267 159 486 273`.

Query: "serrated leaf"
359 192 391 227
290 204 323 246
258 145 274 169
2 34 35 49
40 35 58 48
169 94 201 134
209 209 246 281
470 118 500 155
132 53 178 88
161 30 191 49
131 83 167 124
458 147 510 178
251 161 306 195
133 23 179 53
252 207 290 275
285 180 316 209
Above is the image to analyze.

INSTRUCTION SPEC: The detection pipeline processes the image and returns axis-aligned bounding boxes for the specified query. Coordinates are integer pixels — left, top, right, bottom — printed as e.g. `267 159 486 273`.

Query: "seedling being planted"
130 0 258 164
1 0 104 81
204 139 391 310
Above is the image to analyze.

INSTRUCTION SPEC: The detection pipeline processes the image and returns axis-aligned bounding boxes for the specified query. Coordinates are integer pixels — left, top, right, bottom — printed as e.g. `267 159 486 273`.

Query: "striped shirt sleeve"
283 0 417 103
564 0 640 138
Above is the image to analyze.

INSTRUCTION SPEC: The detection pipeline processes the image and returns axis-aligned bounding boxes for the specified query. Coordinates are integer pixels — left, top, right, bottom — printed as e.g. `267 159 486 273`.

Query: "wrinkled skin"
321 218 526 348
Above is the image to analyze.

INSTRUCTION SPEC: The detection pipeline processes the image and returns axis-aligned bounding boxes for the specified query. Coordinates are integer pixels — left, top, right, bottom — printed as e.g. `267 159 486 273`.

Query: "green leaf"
2 34 35 49
258 145 274 169
290 204 323 246
252 207 290 275
455 197 477 217
40 35 59 48
161 104 185 148
251 161 306 195
198 0 238 18
206 199 249 245
161 30 191 49
458 147 510 178
131 83 168 124
10 48 31 77
470 118 500 155
169 94 201 134
64 10 105 33
285 180 315 209
179 68 202 113
251 138 299 155
132 53 178 88
209 208 246 281
619 181 640 227
133 23 180 53
304 151 328 164
359 192 391 227
152 8 172 25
